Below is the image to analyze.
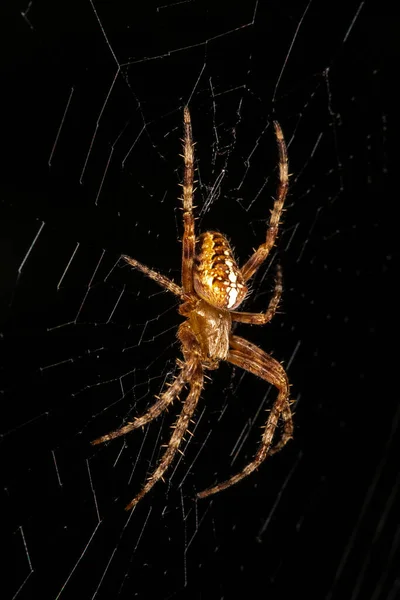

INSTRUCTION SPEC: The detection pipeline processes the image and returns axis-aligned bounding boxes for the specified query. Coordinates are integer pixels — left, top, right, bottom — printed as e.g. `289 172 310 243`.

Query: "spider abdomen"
194 231 248 310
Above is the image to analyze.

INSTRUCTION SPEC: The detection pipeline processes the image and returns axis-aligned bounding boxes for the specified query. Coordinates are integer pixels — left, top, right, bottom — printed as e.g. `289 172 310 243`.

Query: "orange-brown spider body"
179 230 247 365
194 231 248 311
92 107 293 510
179 298 231 366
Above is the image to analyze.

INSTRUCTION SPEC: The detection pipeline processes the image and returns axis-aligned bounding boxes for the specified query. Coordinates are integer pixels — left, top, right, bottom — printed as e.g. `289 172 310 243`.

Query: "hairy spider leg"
125 322 204 510
228 336 293 455
91 363 190 446
181 106 196 294
122 255 182 296
240 121 289 283
231 264 283 325
197 335 292 499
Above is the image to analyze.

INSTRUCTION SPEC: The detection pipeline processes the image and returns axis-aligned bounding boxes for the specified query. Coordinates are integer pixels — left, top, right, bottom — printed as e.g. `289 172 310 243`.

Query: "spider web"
1 1 396 599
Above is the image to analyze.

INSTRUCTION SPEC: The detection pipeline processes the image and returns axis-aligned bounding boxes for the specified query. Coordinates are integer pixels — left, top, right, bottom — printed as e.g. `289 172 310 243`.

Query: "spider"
92 107 293 510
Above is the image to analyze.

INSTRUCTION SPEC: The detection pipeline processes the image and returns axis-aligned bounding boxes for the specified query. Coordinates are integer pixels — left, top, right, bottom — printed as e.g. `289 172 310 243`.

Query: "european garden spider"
92 107 293 510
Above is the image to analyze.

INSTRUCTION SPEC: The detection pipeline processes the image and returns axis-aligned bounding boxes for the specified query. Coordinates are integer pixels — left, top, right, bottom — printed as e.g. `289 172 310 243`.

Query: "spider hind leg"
240 121 289 283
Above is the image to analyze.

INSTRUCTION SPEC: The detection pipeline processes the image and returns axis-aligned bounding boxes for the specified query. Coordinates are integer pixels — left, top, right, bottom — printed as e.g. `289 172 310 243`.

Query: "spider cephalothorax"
92 107 293 510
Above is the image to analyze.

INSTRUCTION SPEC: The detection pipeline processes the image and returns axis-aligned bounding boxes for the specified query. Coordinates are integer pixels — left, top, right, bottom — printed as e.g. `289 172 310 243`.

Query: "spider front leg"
125 322 204 510
231 264 282 325
228 336 293 456
240 121 289 283
197 335 292 500
91 362 189 446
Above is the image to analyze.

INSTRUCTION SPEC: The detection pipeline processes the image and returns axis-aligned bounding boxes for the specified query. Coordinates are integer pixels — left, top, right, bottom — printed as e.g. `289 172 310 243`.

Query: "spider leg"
268 401 294 456
122 255 182 296
91 363 190 446
231 264 282 325
125 370 203 510
197 335 292 500
125 323 203 510
227 336 293 455
180 107 196 294
240 121 289 283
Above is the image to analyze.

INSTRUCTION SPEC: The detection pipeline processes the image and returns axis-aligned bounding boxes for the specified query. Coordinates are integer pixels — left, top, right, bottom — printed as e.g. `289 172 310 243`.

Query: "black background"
1 1 397 599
